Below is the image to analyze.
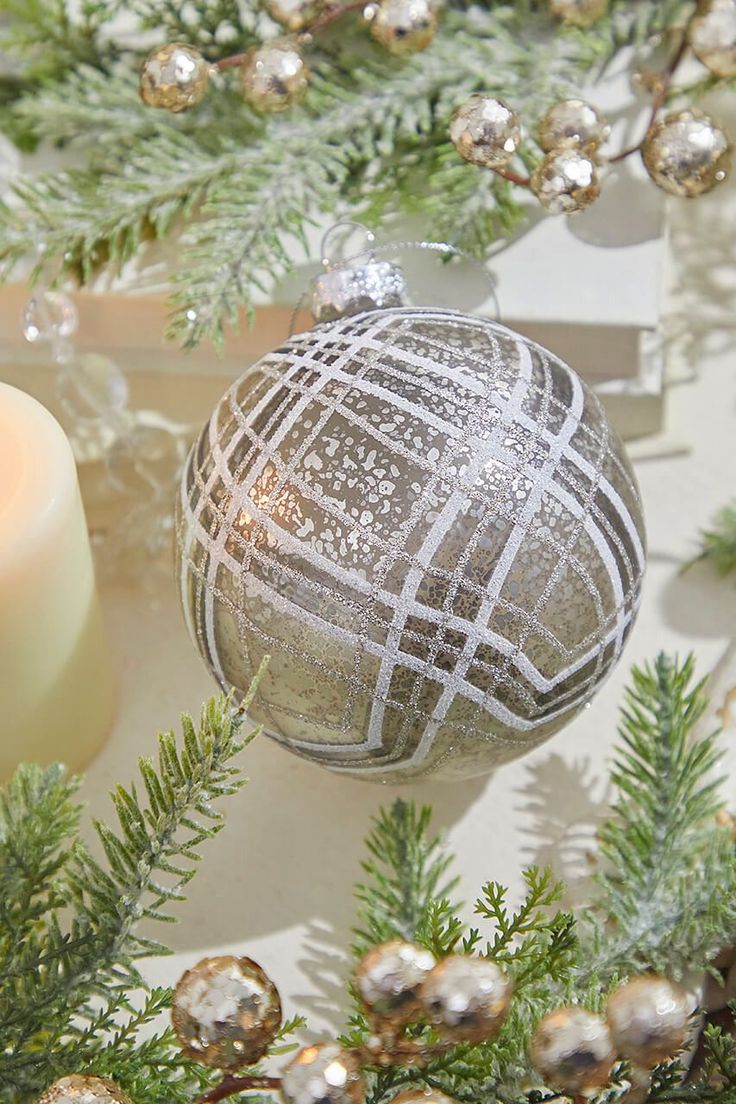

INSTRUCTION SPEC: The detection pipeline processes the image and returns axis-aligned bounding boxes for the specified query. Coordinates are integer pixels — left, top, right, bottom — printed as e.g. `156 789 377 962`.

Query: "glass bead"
56 353 129 424
22 290 78 344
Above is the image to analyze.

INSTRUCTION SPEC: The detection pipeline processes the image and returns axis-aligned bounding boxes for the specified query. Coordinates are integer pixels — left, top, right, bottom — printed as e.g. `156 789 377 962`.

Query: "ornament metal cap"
311 259 408 322
311 223 408 322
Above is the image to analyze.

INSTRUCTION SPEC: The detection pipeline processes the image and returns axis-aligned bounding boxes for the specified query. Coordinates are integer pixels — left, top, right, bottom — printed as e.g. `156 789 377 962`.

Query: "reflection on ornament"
690 0 736 78
177 304 646 782
420 955 512 1042
642 109 730 197
356 940 436 1024
531 148 601 213
606 976 694 1067
37 1075 133 1104
367 0 437 56
266 0 324 31
241 41 309 112
530 1007 615 1093
549 0 609 26
450 96 521 169
172 954 282 1069
538 99 609 153
282 1043 365 1104
140 43 210 112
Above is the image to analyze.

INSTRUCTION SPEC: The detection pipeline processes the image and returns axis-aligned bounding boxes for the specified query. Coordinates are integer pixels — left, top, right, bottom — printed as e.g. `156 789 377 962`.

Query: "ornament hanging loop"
309 223 500 325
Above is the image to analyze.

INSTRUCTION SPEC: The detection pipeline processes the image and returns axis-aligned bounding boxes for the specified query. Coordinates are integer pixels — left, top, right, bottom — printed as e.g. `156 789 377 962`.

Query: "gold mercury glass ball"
690 0 736 78
356 939 437 1023
530 1007 616 1093
538 99 610 153
266 0 324 31
641 109 730 197
549 0 609 26
368 0 437 56
531 148 601 214
419 954 513 1042
450 95 521 169
282 1043 366 1104
606 976 695 1067
37 1076 133 1104
172 954 282 1069
241 41 309 112
139 42 210 112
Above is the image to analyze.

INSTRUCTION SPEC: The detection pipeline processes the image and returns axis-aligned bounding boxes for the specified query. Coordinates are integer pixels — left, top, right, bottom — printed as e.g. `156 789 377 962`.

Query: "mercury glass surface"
240 42 309 112
369 0 437 55
450 96 521 168
357 940 436 1022
531 148 601 214
177 307 646 782
420 955 512 1042
172 954 282 1069
530 1007 615 1093
642 109 730 197
139 43 209 112
690 0 736 78
282 1043 365 1104
37 1077 132 1104
538 99 610 153
606 976 694 1066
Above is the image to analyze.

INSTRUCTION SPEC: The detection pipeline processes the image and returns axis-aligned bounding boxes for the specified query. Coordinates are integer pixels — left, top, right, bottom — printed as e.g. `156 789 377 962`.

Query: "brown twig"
195 1075 282 1104
491 166 532 188
608 25 692 164
214 0 368 70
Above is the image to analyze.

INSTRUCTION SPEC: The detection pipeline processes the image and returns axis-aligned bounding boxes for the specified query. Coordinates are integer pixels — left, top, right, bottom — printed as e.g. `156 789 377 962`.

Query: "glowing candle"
0 383 114 777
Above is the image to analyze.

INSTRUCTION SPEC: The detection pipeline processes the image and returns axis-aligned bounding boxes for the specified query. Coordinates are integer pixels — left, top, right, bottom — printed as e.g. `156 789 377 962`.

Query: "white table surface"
72 173 736 1043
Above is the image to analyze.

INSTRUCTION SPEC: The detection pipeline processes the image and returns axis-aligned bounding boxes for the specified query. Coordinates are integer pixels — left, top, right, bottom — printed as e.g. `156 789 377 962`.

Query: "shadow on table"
516 751 608 910
163 734 488 957
658 557 736 640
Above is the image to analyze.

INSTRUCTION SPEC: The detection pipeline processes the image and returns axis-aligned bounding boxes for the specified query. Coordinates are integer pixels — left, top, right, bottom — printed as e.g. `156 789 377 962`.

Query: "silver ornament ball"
606 976 694 1067
172 954 282 1069
530 1007 615 1093
37 1077 133 1104
642 109 730 197
420 954 512 1042
176 305 646 782
356 940 436 1023
690 0 736 78
538 99 609 153
282 1043 365 1104
140 42 210 112
531 147 601 213
450 96 521 169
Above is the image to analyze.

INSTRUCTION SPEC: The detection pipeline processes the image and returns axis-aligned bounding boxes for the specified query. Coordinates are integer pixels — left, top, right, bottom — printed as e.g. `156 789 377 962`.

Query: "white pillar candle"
0 382 115 777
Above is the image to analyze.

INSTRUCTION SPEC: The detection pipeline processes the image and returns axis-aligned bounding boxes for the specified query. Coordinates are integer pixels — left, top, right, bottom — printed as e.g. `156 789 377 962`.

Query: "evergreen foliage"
0 0 703 347
693 502 736 578
2 653 735 1104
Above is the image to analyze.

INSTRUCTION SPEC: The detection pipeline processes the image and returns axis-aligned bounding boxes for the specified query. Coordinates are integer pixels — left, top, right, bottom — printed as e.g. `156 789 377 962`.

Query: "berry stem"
195 1075 282 1103
213 0 369 70
491 166 532 188
608 23 692 164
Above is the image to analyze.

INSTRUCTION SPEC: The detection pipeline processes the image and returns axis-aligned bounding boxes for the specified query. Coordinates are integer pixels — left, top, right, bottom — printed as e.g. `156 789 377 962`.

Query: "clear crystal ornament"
22 290 79 344
56 353 130 424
